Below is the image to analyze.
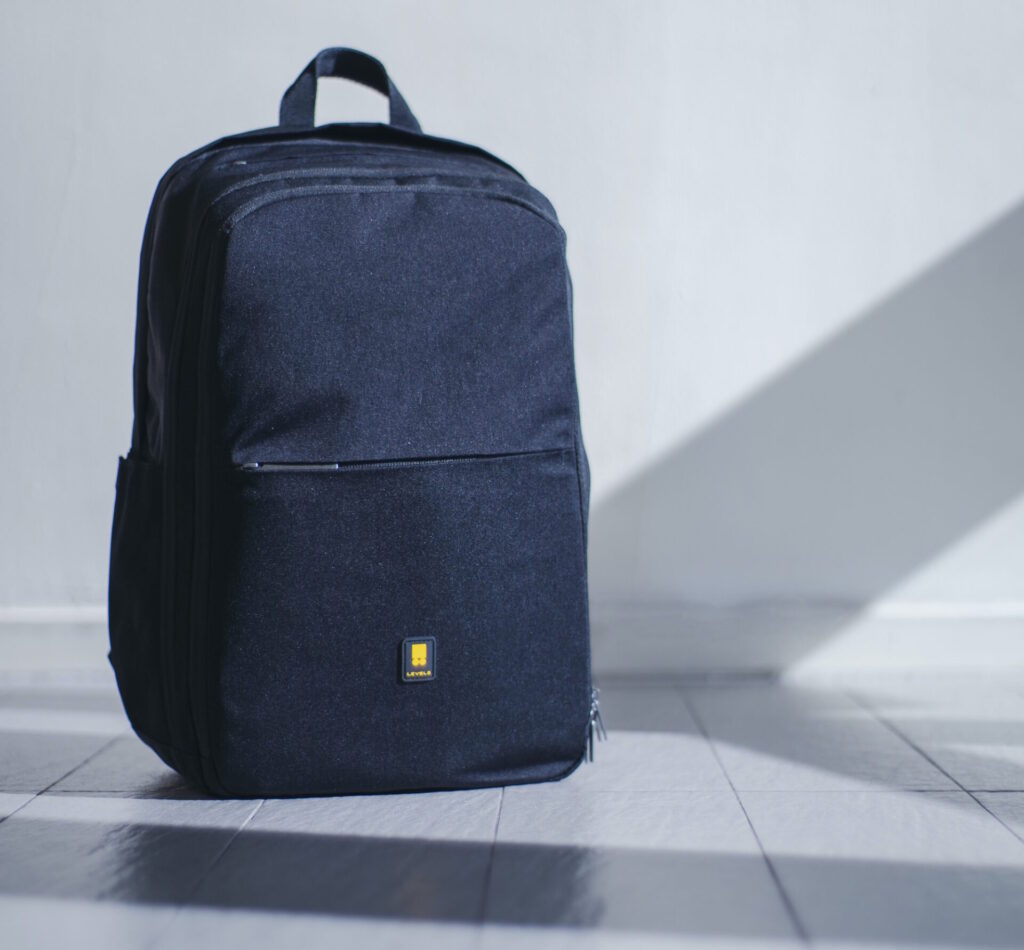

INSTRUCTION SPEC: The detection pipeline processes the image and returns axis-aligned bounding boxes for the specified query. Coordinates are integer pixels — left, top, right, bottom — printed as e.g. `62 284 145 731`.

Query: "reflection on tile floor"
1 677 1023 948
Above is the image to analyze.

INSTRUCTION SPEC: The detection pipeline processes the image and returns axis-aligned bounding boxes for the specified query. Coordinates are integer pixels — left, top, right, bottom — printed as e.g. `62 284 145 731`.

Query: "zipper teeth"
208 166 516 212
215 148 508 175
225 181 561 234
236 448 564 473
586 687 607 763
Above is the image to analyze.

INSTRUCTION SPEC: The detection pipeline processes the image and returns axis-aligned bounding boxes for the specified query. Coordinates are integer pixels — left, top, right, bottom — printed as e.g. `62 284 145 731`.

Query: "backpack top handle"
279 47 422 134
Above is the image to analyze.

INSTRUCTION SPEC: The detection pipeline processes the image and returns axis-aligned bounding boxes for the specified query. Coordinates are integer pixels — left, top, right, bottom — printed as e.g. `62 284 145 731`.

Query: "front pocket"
208 448 590 796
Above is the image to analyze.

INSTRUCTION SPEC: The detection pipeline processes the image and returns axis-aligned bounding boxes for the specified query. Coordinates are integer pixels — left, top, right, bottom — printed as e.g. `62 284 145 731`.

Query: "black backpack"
108 48 598 796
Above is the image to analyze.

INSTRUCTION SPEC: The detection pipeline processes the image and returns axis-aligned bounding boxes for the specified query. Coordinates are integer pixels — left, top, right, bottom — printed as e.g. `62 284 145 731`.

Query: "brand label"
402 637 436 682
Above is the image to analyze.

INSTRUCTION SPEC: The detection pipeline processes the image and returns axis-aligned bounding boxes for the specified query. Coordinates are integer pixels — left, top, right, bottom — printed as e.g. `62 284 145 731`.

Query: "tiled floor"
2 676 1024 948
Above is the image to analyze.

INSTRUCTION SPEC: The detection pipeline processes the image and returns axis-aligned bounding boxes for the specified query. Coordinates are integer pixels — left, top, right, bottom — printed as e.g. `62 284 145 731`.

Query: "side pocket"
108 455 169 748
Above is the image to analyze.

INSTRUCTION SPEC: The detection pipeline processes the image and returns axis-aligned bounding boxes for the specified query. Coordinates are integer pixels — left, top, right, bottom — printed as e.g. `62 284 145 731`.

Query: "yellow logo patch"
402 637 436 682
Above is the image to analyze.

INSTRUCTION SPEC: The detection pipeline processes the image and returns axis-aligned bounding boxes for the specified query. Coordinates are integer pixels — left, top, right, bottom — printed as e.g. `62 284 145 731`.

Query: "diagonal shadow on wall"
588 200 1024 672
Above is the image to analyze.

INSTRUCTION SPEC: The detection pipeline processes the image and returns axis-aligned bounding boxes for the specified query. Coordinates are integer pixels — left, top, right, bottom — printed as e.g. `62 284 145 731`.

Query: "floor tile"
188 791 500 924
480 923 800 950
47 734 195 797
0 731 114 792
0 895 175 950
687 685 954 791
854 680 1024 791
976 792 1024 843
592 683 694 733
486 788 797 940
157 905 482 950
560 685 729 792
14 791 260 828
741 789 1024 946
0 794 259 908
887 719 1024 791
0 791 33 821
563 730 730 792
850 676 1024 718
5 677 1024 949
495 787 756 852
253 787 501 842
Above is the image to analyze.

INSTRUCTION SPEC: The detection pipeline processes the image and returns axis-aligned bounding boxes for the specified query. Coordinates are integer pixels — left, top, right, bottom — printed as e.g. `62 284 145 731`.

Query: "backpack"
107 48 598 796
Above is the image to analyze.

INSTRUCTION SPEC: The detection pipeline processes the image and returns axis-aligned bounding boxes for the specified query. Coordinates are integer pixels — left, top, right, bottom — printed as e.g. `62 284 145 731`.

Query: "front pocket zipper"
235 448 565 474
238 462 341 472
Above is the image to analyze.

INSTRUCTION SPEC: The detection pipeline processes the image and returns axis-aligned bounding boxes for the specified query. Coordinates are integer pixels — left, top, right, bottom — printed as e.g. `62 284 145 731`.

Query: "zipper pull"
239 462 261 472
586 687 607 762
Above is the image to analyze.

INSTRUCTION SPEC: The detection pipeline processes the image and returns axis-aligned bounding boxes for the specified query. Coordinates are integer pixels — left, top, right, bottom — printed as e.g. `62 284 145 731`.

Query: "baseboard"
0 605 107 624
2 602 1023 681
589 600 1024 677
0 616 111 684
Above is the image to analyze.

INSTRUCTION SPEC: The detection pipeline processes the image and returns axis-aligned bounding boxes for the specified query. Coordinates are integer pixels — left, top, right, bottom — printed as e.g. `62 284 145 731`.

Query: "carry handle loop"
279 48 421 134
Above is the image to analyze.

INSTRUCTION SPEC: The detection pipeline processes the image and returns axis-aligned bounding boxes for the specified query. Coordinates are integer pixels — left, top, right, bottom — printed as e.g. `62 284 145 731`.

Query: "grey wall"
3 1 1024 670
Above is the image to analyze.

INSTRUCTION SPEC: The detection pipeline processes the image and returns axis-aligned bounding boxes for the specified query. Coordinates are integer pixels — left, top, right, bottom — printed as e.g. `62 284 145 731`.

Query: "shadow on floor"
595 681 1024 798
4 682 1023 807
589 200 1024 670
2 815 1024 945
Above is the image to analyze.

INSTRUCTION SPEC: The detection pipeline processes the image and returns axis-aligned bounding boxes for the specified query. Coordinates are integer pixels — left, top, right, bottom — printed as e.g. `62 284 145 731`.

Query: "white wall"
3 0 1024 672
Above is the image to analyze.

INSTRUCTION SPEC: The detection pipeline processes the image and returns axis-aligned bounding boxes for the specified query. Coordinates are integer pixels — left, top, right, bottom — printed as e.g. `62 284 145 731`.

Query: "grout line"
478 787 505 926
847 690 1024 850
679 688 811 944
205 797 266 877
0 734 122 834
38 734 121 795
144 798 267 950
0 793 36 826
969 795 1024 850
955 789 1024 794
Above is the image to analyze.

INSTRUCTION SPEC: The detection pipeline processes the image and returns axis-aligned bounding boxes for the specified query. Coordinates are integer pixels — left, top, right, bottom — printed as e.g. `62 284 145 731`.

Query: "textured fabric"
211 451 587 795
108 457 168 747
108 47 591 796
217 189 573 464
